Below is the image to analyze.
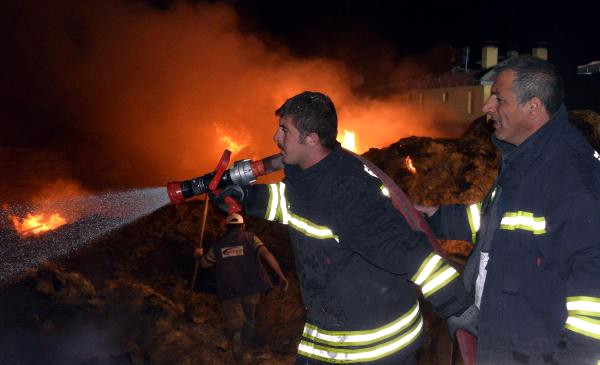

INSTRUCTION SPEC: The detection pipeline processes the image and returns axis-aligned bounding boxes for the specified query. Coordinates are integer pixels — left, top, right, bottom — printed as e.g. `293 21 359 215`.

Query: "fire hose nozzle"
167 181 186 205
165 152 283 206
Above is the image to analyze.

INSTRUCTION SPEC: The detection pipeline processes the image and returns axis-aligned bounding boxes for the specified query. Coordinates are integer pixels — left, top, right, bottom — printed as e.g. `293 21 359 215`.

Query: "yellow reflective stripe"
298 317 423 363
302 303 420 346
380 185 390 198
363 164 378 178
565 315 600 340
265 184 280 221
567 296 600 317
466 203 481 243
288 212 339 242
500 211 546 234
279 182 290 224
421 266 459 298
275 183 339 242
411 253 442 285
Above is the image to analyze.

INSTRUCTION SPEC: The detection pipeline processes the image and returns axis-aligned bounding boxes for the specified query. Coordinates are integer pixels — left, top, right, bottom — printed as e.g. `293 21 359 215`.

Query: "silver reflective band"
466 203 481 242
421 266 459 297
567 296 600 316
565 296 600 340
279 182 290 224
266 184 279 221
380 185 390 197
298 317 423 363
594 150 600 161
468 204 481 231
302 303 420 346
500 211 546 234
287 213 339 242
411 253 459 298
267 182 339 242
565 316 600 340
363 165 378 178
412 253 442 286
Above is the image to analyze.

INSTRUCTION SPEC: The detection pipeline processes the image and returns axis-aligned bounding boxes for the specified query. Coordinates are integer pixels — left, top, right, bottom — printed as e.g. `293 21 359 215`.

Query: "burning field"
2 1 600 364
0 111 599 364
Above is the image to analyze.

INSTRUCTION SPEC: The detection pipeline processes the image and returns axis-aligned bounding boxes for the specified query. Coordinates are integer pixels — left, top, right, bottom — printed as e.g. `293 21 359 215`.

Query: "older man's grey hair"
495 55 564 115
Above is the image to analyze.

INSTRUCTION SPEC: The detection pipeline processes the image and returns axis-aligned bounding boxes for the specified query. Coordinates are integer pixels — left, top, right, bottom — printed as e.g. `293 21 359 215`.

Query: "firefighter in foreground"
210 91 470 364
195 213 289 361
417 56 600 364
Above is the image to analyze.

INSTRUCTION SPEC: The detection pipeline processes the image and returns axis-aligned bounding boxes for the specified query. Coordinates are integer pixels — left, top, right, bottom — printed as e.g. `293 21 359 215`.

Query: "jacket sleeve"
428 204 479 243
329 173 470 317
553 193 600 365
241 184 272 219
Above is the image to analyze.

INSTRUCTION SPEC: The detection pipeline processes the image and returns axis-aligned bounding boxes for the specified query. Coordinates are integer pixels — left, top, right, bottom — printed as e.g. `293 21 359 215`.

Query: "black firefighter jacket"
243 145 469 364
429 105 600 364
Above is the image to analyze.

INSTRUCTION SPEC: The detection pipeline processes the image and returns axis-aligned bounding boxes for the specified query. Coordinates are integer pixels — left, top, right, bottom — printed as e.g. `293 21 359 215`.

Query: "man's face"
482 70 532 146
273 116 309 167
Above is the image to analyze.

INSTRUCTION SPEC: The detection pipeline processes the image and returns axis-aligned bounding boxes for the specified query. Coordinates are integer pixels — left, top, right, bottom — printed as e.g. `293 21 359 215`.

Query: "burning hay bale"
570 110 600 150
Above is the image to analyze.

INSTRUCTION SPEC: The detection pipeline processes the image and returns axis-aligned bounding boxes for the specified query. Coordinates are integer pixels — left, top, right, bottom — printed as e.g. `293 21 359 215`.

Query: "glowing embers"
338 129 357 152
404 156 417 174
11 212 67 237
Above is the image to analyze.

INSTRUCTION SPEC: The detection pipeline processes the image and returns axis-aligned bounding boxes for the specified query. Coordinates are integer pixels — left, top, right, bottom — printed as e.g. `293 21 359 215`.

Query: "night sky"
227 0 600 106
1 0 598 192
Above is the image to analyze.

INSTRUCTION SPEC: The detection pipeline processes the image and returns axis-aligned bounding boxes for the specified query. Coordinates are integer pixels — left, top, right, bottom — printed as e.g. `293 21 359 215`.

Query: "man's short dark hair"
275 91 338 148
495 55 564 115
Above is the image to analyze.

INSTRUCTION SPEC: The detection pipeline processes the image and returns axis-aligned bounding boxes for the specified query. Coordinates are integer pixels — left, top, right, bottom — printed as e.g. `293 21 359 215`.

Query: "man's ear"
305 132 321 146
528 97 543 116
527 97 550 123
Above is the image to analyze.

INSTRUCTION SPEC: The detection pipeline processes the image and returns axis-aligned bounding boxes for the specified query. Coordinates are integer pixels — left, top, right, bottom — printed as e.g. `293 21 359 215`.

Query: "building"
399 43 549 133
577 61 600 75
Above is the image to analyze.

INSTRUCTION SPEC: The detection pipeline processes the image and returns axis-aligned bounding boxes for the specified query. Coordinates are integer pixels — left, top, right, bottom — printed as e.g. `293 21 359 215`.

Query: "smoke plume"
1 0 459 192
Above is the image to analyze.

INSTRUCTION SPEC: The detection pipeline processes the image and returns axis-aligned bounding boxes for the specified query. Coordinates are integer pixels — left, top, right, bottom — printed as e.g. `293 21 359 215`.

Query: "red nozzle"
167 181 185 205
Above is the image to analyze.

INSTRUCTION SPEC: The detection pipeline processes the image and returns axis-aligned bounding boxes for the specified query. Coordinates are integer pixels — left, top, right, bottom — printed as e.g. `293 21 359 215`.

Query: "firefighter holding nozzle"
209 91 470 364
416 56 600 364
194 212 288 362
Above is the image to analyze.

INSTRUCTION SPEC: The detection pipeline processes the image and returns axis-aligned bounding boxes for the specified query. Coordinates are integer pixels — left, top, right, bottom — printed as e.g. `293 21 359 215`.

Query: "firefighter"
416 56 600 364
195 212 289 361
210 91 470 364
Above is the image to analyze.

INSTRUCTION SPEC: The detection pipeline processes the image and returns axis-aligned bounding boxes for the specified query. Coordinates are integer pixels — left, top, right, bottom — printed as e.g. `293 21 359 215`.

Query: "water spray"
1 187 170 285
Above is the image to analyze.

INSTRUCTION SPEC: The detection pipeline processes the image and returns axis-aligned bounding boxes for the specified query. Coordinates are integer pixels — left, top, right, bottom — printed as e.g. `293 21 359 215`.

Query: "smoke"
1 0 460 191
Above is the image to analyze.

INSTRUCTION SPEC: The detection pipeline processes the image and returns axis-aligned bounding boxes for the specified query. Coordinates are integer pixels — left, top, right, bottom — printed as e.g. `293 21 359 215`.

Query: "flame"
214 123 247 153
11 213 67 237
338 130 357 152
405 156 417 174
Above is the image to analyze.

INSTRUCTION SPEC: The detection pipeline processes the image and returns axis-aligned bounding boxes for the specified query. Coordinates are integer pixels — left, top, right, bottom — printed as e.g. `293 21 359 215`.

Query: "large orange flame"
338 130 358 152
214 123 247 153
11 213 67 237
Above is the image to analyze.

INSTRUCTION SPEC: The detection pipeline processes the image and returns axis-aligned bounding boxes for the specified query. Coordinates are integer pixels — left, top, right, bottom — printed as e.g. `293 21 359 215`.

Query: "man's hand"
414 204 439 218
447 304 479 341
193 248 204 258
278 274 289 293
208 185 247 212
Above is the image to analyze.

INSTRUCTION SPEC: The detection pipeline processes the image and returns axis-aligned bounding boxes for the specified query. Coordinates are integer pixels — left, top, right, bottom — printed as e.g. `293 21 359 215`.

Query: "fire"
405 156 417 174
214 123 247 153
339 130 357 152
11 213 67 237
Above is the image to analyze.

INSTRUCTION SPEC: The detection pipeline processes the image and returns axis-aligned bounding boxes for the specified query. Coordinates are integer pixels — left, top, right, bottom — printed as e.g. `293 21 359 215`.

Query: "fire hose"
166 149 476 364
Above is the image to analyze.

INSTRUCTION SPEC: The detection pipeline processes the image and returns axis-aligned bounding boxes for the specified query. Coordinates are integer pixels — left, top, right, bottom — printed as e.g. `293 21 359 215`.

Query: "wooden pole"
190 195 210 292
185 196 210 320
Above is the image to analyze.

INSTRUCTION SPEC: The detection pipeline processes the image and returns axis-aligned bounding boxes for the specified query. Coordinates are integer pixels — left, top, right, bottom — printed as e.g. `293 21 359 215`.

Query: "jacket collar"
284 142 341 187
